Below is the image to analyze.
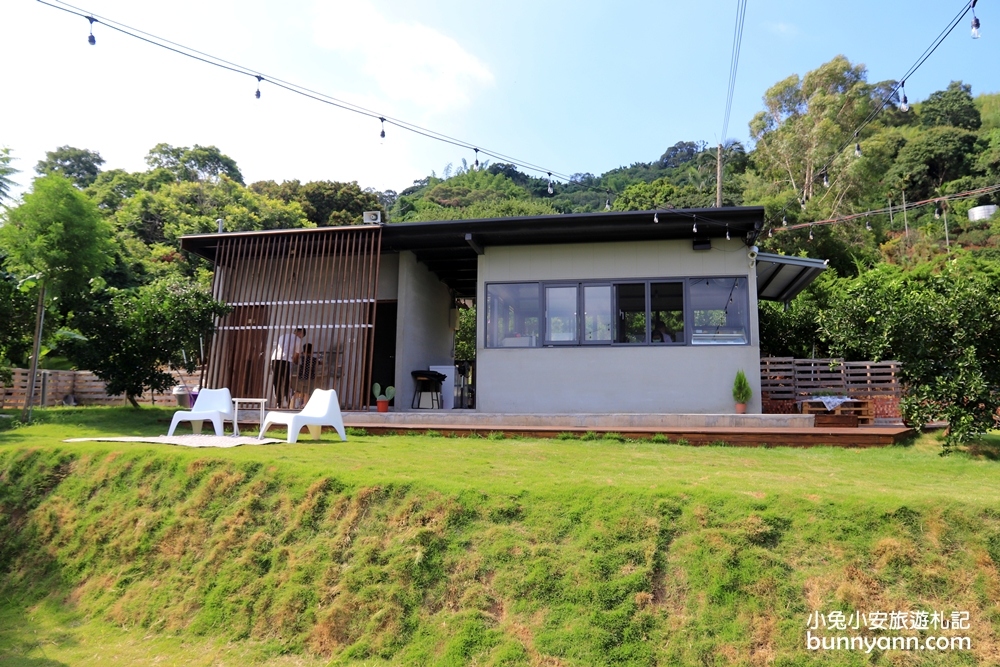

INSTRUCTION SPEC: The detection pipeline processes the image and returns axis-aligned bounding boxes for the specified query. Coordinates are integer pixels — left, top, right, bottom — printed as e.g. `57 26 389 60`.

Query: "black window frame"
483 276 750 349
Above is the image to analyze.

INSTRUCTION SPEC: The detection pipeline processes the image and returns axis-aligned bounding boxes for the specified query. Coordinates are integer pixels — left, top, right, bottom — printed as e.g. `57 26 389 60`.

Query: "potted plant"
372 383 395 413
732 370 752 414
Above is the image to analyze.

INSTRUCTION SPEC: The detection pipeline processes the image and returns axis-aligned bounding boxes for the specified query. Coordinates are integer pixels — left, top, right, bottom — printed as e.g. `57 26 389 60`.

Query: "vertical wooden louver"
206 227 382 410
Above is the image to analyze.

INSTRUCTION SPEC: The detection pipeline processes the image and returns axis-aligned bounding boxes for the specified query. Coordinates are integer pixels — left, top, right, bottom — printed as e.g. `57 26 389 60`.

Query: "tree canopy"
35 146 105 188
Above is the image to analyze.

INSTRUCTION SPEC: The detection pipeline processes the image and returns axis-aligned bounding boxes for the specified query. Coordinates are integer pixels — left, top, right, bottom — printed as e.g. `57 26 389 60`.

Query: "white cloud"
310 0 494 113
766 22 799 36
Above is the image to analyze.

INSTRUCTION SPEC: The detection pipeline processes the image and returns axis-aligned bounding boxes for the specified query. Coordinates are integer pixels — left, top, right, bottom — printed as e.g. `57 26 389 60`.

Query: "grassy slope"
1 407 1000 666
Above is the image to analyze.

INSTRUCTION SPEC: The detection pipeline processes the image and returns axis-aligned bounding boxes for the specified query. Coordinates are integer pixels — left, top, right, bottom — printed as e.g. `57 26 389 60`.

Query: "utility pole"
716 143 723 208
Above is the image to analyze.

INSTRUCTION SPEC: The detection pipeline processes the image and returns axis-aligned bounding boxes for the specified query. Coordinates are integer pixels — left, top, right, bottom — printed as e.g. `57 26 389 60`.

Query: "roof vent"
364 211 382 224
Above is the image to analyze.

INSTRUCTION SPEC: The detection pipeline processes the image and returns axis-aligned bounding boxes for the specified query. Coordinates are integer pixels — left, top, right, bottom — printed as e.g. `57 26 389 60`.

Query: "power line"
720 0 748 143
37 0 599 192
772 182 1000 233
813 0 980 186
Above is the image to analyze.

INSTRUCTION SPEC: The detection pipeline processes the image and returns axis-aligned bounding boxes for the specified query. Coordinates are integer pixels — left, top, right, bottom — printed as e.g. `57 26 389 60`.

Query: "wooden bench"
801 399 875 427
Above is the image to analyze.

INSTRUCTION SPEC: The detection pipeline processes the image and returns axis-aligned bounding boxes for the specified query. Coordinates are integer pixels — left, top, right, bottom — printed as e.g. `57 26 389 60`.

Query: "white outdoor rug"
64 435 284 448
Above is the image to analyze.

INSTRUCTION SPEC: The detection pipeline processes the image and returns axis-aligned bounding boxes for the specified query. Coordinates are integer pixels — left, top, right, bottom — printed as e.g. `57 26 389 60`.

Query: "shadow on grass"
0 601 74 667
962 434 1000 460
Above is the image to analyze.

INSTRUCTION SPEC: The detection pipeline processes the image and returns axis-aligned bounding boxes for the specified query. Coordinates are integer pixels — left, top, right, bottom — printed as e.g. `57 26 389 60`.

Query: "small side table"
232 398 267 436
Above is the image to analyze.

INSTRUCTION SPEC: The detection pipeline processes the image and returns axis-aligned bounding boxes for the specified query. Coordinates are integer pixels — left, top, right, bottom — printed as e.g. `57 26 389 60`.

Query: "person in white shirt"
271 327 305 408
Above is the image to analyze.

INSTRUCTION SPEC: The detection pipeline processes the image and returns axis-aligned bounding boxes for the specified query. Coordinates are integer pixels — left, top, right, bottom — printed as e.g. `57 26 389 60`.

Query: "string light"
653 211 659 224
87 15 96 44
899 81 909 112
822 171 830 188
379 117 386 140
782 215 787 226
768 227 773 238
972 0 981 39
854 133 862 158
726 225 731 241
547 173 554 195
255 75 262 99
865 215 871 231
935 206 942 219
473 148 479 170
809 227 814 241
605 190 611 211
692 220 698 233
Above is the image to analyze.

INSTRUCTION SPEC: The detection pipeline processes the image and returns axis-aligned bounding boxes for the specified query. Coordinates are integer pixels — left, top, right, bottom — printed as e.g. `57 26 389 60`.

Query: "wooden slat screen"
759 356 796 400
760 357 902 400
205 227 382 410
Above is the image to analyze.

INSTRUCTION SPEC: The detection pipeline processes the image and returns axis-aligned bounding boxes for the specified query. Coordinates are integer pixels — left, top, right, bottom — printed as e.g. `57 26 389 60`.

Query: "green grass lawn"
2 406 999 666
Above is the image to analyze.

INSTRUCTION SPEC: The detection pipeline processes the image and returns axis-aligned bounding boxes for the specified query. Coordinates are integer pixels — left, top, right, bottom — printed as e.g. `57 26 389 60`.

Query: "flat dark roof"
181 207 764 297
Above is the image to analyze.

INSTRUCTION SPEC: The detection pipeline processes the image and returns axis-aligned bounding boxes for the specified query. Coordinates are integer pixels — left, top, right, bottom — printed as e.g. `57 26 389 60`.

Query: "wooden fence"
760 357 903 420
0 368 202 410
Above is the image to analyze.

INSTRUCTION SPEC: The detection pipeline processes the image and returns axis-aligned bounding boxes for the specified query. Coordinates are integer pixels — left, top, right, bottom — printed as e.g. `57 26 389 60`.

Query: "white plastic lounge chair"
258 388 347 443
167 387 234 436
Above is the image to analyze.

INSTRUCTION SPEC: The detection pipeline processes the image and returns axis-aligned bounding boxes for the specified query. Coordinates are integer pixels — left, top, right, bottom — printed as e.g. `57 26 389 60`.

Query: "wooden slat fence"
760 357 903 420
1 368 202 410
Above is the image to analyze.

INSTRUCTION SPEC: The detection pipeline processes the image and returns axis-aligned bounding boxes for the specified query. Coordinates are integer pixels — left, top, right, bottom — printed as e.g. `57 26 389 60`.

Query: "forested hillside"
2 55 999 444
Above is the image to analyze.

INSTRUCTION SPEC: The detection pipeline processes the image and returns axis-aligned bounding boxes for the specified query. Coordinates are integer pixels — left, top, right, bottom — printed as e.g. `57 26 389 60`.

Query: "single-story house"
180 207 825 414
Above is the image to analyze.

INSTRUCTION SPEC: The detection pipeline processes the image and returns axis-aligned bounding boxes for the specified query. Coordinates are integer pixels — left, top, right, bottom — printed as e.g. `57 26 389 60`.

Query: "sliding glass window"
485 276 747 348
650 282 685 344
583 285 612 342
690 277 748 345
545 285 579 344
486 283 541 348
614 283 647 344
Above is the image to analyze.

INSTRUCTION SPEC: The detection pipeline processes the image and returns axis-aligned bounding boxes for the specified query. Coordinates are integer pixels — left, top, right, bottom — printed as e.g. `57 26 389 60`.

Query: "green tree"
114 177 310 246
35 146 105 188
920 81 982 131
250 179 382 226
67 278 230 408
0 259 34 383
145 143 244 184
0 175 113 418
818 258 1000 448
887 126 978 201
0 147 18 203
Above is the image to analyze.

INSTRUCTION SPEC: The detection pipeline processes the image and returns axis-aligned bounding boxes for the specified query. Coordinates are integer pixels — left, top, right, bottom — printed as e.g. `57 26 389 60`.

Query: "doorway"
371 301 397 405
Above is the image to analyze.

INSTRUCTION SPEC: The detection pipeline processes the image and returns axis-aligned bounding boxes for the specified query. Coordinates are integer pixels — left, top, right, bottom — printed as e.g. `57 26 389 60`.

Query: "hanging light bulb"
87 16 96 45
255 75 262 99
547 173 554 195
653 211 659 224
473 148 480 170
972 15 981 39
726 225 731 241
865 215 871 231
379 117 386 140
935 206 942 219
800 198 807 211
809 227 814 241
899 81 910 112
692 220 698 233
855 143 862 158
768 227 773 238
782 215 788 227
822 171 829 188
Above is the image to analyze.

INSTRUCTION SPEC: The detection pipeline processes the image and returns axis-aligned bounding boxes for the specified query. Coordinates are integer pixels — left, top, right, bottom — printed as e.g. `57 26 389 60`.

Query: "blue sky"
2 0 997 198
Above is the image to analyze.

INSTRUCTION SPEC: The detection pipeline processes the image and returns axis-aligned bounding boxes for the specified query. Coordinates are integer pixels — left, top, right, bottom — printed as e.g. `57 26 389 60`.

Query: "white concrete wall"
394 251 454 411
476 238 762 414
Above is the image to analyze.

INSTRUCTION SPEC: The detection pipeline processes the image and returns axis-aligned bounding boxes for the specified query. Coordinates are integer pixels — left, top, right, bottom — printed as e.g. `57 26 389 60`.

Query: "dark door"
371 301 397 405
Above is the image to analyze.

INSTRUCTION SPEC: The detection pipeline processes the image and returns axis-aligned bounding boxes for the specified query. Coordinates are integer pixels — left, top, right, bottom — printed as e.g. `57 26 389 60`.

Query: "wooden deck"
339 413 913 447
